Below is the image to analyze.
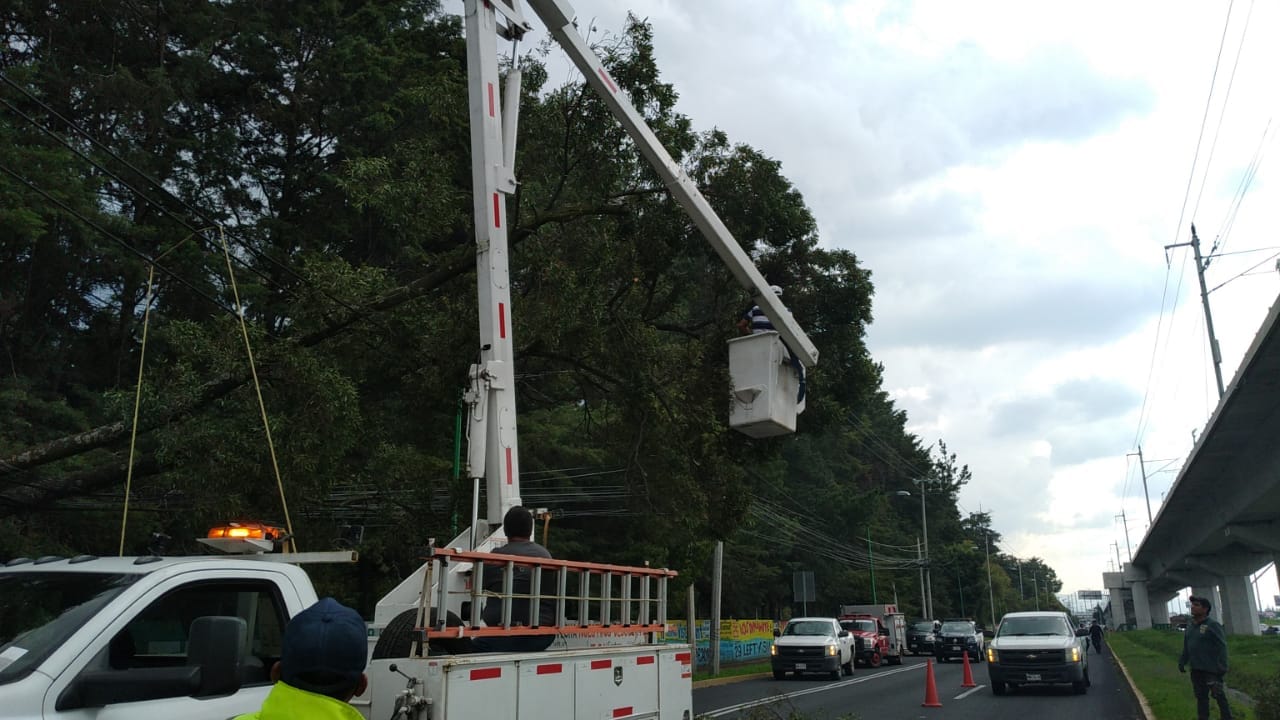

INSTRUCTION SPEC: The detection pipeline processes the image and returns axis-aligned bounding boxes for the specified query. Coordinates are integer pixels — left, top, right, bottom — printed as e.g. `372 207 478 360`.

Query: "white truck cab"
0 554 319 720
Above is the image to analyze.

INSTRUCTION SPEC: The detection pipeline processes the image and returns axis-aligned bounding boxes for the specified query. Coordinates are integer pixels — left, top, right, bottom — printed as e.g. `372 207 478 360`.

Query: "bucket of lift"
728 331 802 438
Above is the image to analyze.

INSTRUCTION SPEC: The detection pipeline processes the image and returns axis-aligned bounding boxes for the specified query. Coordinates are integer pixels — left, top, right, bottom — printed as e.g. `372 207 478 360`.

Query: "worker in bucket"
737 284 806 402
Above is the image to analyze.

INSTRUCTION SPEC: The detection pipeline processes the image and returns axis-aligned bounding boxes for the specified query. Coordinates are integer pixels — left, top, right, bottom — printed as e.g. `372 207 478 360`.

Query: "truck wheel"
830 667 842 681
992 681 1006 696
888 652 902 666
372 608 465 659
868 651 881 668
842 658 853 676
773 670 785 680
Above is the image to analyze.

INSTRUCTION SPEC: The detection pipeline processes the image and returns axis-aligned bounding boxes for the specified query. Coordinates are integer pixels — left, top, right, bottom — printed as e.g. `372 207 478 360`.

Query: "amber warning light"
200 522 286 553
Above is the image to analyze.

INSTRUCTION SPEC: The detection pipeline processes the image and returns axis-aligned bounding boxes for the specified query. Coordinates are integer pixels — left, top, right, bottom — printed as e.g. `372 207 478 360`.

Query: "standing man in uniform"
1179 595 1233 720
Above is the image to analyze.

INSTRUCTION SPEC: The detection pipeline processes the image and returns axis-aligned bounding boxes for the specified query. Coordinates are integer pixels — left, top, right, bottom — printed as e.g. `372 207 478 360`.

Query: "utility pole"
1127 446 1154 524
917 536 927 620
985 534 996 632
916 478 935 619
1113 542 1122 571
1116 510 1133 562
867 528 877 604
1165 224 1225 398
1032 574 1040 611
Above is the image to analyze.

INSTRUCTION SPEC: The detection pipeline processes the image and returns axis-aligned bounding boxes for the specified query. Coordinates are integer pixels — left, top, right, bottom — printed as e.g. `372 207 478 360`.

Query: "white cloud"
541 0 1280 597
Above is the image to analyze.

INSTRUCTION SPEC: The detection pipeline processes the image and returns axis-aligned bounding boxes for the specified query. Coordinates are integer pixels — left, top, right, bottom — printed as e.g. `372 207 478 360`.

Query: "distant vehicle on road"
906 620 938 655
935 619 984 662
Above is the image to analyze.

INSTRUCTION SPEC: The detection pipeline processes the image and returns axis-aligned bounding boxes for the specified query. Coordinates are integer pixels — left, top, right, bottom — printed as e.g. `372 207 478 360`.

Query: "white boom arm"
462 0 820 528
526 0 818 368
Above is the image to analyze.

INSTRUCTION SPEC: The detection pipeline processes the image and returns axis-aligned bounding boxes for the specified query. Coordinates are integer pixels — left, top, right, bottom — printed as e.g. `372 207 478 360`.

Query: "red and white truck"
838 604 908 667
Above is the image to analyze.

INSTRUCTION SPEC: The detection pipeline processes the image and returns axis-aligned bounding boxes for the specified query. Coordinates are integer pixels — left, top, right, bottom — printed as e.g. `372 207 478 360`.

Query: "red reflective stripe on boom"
505 447 513 484
470 667 501 680
488 82 495 117
498 302 506 338
536 663 563 674
492 193 501 228
597 68 618 93
591 659 611 670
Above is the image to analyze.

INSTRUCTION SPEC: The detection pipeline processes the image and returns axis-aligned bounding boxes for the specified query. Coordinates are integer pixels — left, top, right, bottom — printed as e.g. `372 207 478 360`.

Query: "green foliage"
0 1 1065 621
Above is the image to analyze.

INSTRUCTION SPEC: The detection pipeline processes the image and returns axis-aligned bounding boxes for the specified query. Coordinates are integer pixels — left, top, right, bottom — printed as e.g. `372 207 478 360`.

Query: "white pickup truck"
769 617 855 680
0 554 321 720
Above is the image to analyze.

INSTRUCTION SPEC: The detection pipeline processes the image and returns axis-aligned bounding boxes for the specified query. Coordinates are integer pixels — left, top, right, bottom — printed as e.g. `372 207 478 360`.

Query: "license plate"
1026 673 1041 681
952 645 961 650
795 663 807 670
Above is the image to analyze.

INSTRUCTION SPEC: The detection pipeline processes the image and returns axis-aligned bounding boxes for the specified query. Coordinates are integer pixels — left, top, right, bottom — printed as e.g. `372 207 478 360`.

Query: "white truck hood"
991 636 1075 650
774 635 838 647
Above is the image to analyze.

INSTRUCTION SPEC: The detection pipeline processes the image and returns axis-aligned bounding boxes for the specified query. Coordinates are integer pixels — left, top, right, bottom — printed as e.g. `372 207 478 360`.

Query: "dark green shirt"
1179 616 1229 674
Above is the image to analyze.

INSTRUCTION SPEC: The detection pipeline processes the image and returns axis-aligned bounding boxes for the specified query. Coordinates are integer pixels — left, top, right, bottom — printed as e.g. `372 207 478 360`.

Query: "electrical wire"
0 162 237 317
1190 0 1255 233
1169 0 1236 254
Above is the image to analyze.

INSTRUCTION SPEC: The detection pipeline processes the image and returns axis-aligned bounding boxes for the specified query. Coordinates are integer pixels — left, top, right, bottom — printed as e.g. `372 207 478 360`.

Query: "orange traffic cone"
921 658 942 707
960 651 976 688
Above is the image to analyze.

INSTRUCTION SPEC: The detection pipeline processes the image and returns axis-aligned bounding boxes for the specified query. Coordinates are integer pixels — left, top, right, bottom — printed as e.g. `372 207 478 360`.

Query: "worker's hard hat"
768 284 783 296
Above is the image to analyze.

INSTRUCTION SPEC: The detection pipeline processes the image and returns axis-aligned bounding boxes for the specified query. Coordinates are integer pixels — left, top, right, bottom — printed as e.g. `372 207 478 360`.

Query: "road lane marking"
700 664 921 718
954 686 985 699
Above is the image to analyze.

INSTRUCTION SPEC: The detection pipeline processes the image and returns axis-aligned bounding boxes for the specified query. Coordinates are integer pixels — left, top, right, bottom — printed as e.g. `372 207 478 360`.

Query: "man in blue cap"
236 597 368 720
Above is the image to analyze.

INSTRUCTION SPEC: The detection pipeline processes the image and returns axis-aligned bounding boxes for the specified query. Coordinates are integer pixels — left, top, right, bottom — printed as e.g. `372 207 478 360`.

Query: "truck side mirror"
838 630 849 638
187 615 248 697
773 628 781 637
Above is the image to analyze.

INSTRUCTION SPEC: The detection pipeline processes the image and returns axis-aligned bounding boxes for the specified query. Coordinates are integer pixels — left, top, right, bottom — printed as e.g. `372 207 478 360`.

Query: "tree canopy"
0 2 1065 620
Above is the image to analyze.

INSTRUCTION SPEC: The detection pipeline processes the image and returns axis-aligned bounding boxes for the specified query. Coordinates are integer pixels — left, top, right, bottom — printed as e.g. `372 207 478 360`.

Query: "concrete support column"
1220 574 1260 636
1131 580 1153 629
1148 596 1169 627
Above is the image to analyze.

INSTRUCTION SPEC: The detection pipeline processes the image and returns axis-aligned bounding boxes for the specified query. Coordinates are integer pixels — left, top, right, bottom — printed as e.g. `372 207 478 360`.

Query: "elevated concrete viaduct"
1103 296 1280 635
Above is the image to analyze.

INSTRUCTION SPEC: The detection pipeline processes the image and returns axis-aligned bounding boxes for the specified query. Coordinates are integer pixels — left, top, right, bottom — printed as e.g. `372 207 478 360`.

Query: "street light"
896 487 933 619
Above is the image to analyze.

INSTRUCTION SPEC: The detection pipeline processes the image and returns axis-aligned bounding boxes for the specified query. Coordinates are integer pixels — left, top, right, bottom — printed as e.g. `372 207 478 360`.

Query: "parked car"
986 610 1090 695
906 620 938 655
935 619 984 662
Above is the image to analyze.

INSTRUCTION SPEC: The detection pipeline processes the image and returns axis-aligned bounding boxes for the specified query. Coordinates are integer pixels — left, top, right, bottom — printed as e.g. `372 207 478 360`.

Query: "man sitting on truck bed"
235 597 367 720
473 506 558 652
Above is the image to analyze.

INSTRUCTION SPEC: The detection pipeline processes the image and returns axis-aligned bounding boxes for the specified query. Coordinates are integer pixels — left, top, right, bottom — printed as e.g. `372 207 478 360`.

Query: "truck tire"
842 658 853 676
773 669 785 680
868 651 881 668
888 651 902 666
829 666 841 681
373 608 466 659
991 681 1006 696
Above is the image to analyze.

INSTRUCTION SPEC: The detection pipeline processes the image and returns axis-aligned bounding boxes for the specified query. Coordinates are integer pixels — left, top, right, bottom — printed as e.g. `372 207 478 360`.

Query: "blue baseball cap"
280 598 367 696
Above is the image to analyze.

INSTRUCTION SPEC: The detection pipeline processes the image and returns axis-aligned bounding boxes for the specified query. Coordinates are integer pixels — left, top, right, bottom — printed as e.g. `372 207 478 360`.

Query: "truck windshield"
782 621 834 636
997 616 1071 637
0 572 138 685
940 622 972 634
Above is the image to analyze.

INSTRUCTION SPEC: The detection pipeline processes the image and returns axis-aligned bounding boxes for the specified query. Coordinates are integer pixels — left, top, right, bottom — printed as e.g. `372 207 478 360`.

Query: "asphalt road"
693 649 1146 720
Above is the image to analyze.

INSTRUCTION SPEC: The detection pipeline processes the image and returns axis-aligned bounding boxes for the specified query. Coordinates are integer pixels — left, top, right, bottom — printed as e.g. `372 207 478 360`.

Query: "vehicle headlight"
770 643 778 656
827 644 839 657
986 647 998 663
1070 646 1081 662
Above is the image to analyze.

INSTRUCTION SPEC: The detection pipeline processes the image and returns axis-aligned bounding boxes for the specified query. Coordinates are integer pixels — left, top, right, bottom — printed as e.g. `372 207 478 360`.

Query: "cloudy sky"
527 1 1280 601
